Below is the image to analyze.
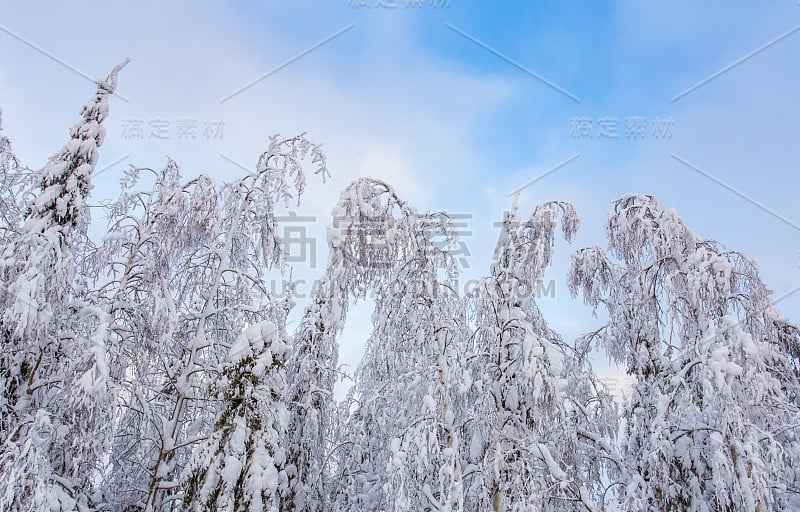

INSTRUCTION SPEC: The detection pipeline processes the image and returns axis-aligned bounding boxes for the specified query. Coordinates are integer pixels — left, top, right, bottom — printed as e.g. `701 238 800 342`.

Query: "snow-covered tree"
0 59 128 511
284 178 424 511
283 281 343 512
182 321 289 512
569 193 800 510
0 108 32 245
367 261 468 512
4 58 800 512
330 182 468 511
95 135 327 511
464 199 608 511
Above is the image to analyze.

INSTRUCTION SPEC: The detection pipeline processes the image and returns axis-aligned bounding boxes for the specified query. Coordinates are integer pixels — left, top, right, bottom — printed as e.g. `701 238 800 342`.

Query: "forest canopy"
0 63 798 512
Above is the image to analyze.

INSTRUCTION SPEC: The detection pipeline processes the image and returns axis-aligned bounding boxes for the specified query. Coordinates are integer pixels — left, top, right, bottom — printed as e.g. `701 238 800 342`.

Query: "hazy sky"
1 1 798 391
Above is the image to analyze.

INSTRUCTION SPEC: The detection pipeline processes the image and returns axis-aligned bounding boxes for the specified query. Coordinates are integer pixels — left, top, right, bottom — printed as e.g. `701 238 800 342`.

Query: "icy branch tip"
98 58 131 93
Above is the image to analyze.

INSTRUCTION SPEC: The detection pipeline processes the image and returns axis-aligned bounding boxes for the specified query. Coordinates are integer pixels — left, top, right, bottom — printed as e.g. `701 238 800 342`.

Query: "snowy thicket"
92 135 326 511
0 68 798 512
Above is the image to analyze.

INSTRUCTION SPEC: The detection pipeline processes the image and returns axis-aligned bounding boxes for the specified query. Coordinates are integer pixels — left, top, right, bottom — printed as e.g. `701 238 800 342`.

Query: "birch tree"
465 199 608 511
331 182 468 511
95 135 327 511
569 194 800 510
285 178 426 511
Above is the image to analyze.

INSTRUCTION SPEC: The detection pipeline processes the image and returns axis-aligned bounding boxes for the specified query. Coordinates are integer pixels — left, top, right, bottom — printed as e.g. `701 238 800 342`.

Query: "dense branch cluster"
0 65 798 511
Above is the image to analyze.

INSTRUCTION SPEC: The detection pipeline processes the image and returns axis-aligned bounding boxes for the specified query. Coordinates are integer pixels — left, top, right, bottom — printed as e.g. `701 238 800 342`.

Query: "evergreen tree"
182 321 289 512
0 59 128 511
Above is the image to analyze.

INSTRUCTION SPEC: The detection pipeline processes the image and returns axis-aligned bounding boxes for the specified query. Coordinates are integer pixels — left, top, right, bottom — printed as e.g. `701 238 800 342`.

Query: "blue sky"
1 1 799 390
